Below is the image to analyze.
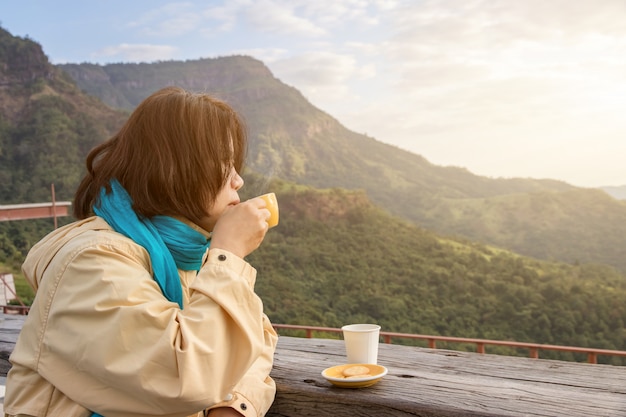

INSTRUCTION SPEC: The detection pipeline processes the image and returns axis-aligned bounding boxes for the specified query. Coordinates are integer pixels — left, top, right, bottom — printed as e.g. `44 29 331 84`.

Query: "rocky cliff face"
0 27 55 122
59 55 280 111
0 26 127 203
5 25 626 272
0 27 52 86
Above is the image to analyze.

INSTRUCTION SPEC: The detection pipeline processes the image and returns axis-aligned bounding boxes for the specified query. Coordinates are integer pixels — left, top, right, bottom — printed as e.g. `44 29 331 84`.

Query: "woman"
4 87 278 417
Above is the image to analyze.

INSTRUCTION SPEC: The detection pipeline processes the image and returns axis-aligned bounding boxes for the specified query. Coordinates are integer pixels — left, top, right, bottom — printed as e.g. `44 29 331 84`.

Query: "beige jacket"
4 216 277 417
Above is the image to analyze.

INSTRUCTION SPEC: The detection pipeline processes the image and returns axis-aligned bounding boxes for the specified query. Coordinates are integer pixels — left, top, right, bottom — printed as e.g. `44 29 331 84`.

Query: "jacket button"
240 403 247 411
218 254 227 261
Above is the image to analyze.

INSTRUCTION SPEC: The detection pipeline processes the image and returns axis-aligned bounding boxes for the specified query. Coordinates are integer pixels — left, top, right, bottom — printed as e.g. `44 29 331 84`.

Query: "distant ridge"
58 57 626 272
600 185 626 200
1 26 626 359
2 24 626 271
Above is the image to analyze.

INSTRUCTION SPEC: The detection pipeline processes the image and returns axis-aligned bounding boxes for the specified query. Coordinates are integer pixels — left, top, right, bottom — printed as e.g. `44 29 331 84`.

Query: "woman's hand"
206 407 244 417
209 197 270 258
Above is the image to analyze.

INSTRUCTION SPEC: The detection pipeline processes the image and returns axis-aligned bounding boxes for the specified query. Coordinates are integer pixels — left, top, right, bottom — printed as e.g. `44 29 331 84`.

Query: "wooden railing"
0 315 622 363
2 315 626 416
2 310 623 364
272 323 626 364
1 305 30 315
266 335 626 416
0 183 70 228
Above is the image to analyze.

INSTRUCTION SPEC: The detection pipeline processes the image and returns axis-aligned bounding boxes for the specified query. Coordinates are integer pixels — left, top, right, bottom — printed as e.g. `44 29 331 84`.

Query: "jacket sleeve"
27 237 273 417
206 313 278 417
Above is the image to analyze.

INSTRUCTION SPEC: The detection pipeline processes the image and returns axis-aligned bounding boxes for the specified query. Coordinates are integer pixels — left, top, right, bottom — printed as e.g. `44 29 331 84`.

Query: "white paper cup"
341 323 381 364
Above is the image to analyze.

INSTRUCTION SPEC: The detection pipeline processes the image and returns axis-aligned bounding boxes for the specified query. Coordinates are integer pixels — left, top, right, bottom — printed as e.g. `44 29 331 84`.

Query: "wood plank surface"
1 314 625 416
267 335 626 416
0 314 24 377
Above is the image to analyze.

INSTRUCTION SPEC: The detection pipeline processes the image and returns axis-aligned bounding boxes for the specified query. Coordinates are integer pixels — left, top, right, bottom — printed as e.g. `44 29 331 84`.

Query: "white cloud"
242 0 327 37
233 47 291 63
13 0 625 186
269 51 376 105
356 6 624 128
292 0 380 26
93 44 178 62
183 0 626 186
199 0 252 33
127 2 203 37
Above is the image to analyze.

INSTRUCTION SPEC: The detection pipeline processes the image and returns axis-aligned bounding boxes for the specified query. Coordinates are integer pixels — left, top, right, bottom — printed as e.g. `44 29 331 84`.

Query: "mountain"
0 27 127 264
59 58 626 271
0 27 127 204
601 185 626 200
244 178 626 364
1 26 626 362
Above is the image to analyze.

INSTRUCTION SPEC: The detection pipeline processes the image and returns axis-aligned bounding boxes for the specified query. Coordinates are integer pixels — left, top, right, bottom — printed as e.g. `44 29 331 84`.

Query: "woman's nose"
232 172 244 190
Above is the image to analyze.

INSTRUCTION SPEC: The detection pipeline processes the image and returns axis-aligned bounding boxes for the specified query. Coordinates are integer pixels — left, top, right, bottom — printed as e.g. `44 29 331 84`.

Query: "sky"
2 0 626 187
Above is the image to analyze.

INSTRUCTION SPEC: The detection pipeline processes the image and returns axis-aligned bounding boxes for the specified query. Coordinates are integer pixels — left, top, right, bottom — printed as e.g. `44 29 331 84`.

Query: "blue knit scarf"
90 179 211 417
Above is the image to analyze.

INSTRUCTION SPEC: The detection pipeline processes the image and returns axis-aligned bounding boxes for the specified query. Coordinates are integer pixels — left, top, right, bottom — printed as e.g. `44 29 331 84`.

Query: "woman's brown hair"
73 86 247 223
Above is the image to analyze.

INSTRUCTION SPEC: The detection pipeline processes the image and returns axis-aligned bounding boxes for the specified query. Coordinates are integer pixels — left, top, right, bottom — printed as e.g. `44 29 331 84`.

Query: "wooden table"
267 336 626 416
0 314 23 377
2 314 625 416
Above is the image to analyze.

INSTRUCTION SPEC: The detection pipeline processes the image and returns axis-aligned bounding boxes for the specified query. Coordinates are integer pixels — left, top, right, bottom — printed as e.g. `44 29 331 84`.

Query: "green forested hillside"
241 179 626 364
0 28 128 274
601 185 626 200
437 188 626 266
5 178 626 364
1 27 626 364
0 28 127 204
59 57 626 272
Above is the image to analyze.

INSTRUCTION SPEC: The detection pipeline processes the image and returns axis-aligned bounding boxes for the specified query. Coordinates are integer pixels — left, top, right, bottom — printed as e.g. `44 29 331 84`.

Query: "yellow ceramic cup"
259 192 279 228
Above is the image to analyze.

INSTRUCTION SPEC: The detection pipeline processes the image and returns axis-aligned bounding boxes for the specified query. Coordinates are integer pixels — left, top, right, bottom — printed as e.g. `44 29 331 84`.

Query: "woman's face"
197 166 244 232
